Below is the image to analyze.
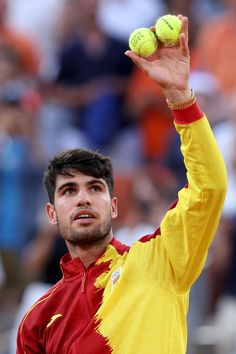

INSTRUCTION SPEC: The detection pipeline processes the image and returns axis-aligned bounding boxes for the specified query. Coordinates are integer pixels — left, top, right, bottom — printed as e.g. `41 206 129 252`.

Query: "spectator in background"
0 0 39 76
115 166 174 246
0 46 21 84
193 0 225 19
207 90 236 326
40 0 135 168
195 0 236 93
6 0 64 79
126 66 175 164
0 39 42 351
0 83 44 307
213 91 236 218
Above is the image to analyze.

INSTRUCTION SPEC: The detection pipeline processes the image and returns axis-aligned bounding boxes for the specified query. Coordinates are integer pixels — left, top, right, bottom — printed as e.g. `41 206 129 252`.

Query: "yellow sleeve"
159 115 227 292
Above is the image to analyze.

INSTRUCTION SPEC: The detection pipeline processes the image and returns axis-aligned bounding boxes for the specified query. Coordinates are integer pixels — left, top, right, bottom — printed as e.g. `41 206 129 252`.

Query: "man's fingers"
124 50 141 62
150 25 156 33
180 16 188 44
179 33 189 58
124 50 150 74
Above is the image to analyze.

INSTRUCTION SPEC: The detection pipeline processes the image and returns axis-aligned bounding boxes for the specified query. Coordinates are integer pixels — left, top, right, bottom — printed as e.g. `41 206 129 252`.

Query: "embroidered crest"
111 266 122 287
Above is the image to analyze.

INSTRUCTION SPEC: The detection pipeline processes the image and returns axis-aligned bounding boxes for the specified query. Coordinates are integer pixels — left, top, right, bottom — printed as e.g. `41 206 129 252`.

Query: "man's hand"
125 15 191 103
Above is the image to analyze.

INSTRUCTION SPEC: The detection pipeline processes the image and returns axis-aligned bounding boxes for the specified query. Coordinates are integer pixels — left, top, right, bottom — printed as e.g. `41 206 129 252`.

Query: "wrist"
164 87 192 104
166 89 196 110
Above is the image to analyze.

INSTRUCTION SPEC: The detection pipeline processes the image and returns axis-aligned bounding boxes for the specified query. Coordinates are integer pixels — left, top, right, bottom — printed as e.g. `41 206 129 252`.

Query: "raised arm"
126 16 227 292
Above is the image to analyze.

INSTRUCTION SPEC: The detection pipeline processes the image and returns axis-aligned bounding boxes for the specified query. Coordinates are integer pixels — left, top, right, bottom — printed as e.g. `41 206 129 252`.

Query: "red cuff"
172 101 204 124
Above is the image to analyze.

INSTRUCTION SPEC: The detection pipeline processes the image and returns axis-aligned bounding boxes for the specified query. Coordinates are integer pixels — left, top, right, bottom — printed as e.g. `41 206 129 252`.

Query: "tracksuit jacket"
17 102 227 354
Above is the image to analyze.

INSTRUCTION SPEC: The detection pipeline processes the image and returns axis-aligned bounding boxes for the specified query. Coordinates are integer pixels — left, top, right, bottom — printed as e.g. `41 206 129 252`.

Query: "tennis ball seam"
155 15 181 44
162 18 175 30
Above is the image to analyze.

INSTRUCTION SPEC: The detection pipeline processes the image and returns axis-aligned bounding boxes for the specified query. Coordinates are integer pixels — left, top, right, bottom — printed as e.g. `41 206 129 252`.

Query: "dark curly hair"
44 148 114 204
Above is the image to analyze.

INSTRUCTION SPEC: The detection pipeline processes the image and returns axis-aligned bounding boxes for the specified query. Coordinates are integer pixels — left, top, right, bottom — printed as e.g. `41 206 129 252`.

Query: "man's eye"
63 188 76 195
91 185 102 192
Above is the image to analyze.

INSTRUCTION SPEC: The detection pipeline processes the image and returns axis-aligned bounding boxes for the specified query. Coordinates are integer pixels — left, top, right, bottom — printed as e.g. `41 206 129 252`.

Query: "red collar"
60 237 129 279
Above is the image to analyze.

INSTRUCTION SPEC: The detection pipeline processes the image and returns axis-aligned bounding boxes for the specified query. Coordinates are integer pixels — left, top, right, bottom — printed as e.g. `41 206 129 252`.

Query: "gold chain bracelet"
166 89 196 110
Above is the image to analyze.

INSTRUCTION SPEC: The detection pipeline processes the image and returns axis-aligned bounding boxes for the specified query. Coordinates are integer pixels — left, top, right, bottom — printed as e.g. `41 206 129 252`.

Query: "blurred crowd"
0 0 236 353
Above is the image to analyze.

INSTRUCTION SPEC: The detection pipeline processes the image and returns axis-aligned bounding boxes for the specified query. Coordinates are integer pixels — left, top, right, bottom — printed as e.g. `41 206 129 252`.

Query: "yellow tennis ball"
155 14 181 45
128 28 158 57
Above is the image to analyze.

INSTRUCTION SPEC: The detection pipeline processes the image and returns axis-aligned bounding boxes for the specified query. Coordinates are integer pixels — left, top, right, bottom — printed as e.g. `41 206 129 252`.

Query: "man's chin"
66 233 108 246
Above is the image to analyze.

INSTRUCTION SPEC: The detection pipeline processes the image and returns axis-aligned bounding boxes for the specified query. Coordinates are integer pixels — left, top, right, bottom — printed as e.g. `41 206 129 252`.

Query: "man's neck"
66 234 113 269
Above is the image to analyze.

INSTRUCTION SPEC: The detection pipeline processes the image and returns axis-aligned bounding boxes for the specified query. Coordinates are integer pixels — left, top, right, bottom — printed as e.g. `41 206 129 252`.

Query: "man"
16 16 227 354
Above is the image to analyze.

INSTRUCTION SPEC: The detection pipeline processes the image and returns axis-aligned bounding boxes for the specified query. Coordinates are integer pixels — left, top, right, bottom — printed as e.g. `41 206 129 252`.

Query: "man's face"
46 171 118 246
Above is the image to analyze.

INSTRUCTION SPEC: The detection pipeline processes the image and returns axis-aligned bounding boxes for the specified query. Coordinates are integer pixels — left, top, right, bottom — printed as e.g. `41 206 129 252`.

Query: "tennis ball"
128 28 158 57
155 14 181 45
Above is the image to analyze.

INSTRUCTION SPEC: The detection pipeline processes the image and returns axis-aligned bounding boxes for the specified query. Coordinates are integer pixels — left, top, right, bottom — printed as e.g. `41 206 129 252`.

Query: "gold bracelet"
166 89 196 110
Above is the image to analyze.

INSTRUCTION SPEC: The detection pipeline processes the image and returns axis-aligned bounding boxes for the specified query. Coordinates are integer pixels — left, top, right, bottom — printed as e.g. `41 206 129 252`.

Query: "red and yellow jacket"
17 103 227 354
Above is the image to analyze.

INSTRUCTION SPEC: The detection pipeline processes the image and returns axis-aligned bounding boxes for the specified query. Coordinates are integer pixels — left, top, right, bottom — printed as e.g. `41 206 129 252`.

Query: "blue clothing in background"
0 138 43 251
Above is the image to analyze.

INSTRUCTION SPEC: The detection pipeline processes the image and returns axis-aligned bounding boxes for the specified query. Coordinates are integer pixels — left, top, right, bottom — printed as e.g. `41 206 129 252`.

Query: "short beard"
57 216 112 246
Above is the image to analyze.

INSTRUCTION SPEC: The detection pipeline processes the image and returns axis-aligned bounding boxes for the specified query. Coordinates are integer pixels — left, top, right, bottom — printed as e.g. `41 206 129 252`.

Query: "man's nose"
76 189 91 205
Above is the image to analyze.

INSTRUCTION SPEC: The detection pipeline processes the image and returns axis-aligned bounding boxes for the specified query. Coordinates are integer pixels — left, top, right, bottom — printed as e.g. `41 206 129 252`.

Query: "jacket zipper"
80 270 93 319
81 272 87 293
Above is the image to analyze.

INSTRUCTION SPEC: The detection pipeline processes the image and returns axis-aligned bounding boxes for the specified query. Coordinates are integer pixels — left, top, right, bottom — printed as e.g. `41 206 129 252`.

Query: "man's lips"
72 209 97 223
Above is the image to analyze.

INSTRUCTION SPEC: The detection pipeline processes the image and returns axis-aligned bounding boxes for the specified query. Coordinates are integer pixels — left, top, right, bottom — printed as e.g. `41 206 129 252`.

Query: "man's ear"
46 203 57 224
111 197 118 219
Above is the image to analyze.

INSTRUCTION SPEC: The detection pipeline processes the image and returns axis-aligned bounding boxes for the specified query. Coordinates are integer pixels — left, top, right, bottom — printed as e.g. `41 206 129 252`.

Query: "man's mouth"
73 209 96 223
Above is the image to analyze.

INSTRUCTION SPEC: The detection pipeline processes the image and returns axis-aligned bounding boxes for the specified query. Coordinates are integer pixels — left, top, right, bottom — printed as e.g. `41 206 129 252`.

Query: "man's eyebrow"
86 179 106 188
56 179 106 193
